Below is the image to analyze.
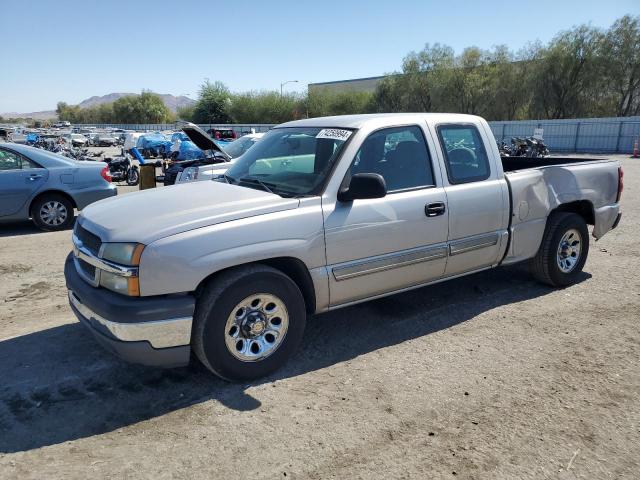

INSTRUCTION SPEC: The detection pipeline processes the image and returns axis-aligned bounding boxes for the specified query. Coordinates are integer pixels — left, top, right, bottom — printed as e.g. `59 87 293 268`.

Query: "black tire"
531 212 589 287
30 193 75 231
127 167 140 186
192 264 306 382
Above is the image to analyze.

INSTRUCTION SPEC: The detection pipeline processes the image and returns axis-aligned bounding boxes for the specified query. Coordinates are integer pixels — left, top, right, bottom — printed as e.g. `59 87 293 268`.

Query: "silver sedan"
0 143 117 231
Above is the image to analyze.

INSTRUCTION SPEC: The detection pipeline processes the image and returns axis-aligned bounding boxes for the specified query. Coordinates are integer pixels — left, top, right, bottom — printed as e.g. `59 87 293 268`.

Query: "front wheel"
127 167 140 186
531 212 589 287
192 265 306 381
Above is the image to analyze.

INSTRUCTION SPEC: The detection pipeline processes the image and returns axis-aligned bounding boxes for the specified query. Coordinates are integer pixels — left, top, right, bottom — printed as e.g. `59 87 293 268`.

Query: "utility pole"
280 80 299 96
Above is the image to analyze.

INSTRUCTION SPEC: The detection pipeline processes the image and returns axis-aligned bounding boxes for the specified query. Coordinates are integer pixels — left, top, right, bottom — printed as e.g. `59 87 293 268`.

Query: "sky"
1 0 638 113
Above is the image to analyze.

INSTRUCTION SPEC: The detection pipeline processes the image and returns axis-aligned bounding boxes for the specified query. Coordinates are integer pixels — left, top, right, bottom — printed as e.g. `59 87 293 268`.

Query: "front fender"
138 200 326 296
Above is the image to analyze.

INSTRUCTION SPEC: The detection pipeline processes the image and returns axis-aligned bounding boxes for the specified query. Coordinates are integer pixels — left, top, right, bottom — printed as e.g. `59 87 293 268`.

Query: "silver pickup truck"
65 113 623 381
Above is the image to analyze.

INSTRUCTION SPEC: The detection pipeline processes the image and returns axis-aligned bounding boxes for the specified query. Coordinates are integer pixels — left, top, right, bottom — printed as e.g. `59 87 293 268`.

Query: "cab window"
350 125 434 192
437 125 490 184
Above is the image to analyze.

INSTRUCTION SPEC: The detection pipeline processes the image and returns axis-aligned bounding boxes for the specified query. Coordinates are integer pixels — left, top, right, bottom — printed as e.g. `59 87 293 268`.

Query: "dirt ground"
0 154 638 479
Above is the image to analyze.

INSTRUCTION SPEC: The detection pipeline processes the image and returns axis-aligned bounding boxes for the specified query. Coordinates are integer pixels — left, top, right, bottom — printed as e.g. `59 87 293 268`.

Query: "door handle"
425 202 446 217
28 175 43 181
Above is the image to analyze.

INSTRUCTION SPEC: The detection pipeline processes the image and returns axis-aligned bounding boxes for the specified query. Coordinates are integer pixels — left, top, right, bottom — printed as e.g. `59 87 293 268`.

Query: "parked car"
176 132 264 184
163 124 231 185
0 143 116 231
65 133 89 147
207 127 237 141
96 134 118 147
64 113 622 381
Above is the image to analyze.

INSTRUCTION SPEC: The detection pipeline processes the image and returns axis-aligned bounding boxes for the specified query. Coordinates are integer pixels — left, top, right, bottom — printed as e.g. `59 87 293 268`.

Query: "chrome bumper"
68 290 192 349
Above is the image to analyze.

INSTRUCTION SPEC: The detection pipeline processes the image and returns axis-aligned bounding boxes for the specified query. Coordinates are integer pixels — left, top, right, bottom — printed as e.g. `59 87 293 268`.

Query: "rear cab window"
437 124 490 184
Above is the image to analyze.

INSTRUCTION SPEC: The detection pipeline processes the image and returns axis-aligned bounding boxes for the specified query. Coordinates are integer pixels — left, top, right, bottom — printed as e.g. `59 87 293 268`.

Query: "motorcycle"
103 155 140 186
497 140 511 156
510 137 529 156
508 137 550 158
525 137 550 158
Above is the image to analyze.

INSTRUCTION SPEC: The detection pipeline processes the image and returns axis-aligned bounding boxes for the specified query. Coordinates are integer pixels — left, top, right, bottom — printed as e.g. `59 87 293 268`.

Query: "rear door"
323 124 449 307
0 148 48 217
432 123 510 276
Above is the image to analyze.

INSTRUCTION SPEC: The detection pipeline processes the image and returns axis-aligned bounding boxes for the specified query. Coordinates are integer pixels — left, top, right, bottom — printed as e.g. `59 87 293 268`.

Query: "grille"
75 224 102 256
77 258 96 280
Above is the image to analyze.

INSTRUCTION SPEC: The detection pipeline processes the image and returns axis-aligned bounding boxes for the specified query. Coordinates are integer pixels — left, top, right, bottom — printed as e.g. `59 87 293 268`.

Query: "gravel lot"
0 153 638 479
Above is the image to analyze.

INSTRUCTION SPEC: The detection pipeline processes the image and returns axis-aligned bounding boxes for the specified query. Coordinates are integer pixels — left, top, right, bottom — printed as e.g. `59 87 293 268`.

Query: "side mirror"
338 173 387 202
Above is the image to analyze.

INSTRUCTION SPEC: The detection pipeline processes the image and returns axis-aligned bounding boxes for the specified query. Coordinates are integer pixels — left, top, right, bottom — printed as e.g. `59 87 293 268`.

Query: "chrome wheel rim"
557 228 582 273
224 293 289 362
39 201 68 226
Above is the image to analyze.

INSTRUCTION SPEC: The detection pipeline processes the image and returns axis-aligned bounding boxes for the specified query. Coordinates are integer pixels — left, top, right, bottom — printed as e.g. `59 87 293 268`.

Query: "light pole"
280 80 299 96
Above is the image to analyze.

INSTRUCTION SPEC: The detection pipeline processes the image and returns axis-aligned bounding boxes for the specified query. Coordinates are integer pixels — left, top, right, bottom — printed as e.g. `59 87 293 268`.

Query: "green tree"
229 91 303 123
306 90 374 117
56 102 81 122
192 80 232 124
529 25 603 118
176 104 195 122
111 92 172 123
601 15 640 116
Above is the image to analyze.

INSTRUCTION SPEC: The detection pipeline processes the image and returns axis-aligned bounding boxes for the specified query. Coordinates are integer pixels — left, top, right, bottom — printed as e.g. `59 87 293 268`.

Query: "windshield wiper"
236 175 275 195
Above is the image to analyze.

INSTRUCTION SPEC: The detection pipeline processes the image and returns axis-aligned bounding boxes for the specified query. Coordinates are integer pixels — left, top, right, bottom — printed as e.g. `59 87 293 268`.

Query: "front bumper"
64 253 195 367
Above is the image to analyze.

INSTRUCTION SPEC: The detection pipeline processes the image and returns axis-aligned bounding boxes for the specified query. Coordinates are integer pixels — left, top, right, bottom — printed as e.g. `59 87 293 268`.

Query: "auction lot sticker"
316 129 352 141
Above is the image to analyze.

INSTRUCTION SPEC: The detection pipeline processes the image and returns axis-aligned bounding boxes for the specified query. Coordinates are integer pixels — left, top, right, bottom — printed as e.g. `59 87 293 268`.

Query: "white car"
63 133 89 147
176 133 265 184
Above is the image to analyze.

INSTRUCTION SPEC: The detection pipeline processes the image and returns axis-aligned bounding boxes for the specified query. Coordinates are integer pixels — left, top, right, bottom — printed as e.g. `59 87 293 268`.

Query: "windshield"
225 127 352 197
222 136 259 159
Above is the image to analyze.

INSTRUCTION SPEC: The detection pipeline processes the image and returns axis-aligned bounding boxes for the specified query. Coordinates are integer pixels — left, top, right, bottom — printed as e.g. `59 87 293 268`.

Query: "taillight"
616 166 624 202
101 166 112 183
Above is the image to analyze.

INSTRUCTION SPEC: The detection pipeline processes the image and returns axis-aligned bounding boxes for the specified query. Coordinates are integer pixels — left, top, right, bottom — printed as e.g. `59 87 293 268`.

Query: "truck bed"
501 156 610 173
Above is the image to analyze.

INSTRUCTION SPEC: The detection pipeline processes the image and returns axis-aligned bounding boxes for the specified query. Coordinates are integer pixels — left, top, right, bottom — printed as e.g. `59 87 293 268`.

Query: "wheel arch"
195 256 317 314
551 200 594 226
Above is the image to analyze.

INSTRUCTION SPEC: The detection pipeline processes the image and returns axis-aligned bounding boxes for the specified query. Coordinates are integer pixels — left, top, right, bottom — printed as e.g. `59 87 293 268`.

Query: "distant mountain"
1 110 56 120
2 92 196 119
78 93 195 112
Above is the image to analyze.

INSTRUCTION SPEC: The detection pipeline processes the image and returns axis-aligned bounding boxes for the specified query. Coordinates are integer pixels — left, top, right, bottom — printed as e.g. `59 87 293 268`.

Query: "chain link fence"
81 117 640 154
488 117 640 154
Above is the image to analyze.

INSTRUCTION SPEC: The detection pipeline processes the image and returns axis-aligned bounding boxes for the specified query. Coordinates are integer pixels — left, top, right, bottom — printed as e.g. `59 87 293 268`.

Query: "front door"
0 149 47 217
323 125 449 307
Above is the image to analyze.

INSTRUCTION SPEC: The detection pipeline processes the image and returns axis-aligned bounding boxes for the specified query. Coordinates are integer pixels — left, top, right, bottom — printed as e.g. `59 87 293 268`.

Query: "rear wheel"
531 212 589 287
192 265 306 381
31 193 75 231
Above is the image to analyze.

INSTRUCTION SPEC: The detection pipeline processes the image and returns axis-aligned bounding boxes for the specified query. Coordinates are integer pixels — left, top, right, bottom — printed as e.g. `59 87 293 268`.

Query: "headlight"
181 167 198 181
98 243 144 296
101 243 144 266
100 270 140 296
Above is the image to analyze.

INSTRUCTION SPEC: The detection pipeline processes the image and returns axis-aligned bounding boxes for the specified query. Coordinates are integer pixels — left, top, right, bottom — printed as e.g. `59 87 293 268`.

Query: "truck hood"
79 182 299 244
